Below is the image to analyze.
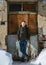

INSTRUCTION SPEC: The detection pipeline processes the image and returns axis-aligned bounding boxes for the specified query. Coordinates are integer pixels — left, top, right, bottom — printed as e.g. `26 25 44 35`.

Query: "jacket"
17 25 30 41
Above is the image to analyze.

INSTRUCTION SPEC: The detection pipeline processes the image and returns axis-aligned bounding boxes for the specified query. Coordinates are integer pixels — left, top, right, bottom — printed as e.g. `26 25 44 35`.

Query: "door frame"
7 2 38 35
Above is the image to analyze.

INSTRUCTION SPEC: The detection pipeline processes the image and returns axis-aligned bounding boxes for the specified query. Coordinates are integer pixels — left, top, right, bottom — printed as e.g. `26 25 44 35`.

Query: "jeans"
19 40 28 58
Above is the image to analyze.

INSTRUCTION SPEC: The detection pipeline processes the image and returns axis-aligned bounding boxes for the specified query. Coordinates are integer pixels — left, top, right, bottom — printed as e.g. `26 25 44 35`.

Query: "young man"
17 21 30 61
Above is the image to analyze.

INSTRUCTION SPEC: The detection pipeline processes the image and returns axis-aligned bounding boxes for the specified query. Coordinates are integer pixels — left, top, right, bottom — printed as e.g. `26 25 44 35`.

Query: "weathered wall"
38 1 46 35
0 1 7 49
0 0 46 50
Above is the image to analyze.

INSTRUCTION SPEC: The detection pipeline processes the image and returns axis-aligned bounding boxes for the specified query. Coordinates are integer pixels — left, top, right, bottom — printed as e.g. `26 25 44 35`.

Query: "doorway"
8 2 38 35
7 2 38 59
8 13 38 35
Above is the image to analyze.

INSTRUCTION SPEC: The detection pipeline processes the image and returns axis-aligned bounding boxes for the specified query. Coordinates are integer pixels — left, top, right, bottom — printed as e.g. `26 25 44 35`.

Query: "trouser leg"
19 40 28 58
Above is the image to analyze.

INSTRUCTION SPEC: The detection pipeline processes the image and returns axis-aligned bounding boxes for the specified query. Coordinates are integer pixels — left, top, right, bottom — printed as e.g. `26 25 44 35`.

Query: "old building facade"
0 0 46 54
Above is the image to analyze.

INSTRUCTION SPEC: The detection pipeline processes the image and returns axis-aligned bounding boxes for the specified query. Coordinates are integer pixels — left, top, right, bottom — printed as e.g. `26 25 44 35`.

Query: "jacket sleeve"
27 28 30 40
17 28 20 40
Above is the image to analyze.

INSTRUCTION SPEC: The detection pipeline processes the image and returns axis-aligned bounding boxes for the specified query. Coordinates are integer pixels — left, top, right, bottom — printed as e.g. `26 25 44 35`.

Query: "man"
17 21 30 61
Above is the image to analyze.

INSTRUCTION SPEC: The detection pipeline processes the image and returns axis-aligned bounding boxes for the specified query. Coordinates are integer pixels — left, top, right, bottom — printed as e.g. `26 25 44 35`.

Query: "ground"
13 61 31 65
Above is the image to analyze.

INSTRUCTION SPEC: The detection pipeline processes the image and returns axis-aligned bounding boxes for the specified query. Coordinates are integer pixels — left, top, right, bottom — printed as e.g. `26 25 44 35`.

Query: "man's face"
21 22 25 27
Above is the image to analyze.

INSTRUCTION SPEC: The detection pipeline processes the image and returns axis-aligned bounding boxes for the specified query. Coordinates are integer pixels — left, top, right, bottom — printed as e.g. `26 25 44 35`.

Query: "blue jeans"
19 40 28 58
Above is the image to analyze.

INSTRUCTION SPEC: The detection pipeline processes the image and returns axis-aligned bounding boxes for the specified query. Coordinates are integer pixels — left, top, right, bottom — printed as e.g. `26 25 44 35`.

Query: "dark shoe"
27 57 29 61
20 57 25 62
24 57 29 62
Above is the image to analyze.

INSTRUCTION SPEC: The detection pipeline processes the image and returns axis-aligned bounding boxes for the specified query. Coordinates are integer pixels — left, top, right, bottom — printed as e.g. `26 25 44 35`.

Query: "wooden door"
8 14 28 34
8 14 38 35
29 14 38 35
8 14 18 34
17 14 28 27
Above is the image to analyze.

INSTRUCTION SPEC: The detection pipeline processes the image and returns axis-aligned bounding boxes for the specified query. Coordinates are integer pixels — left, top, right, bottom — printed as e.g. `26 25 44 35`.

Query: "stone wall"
38 1 46 35
0 0 46 50
0 0 7 49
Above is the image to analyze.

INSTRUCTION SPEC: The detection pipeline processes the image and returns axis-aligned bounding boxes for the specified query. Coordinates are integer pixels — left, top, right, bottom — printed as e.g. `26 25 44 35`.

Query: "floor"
12 61 32 65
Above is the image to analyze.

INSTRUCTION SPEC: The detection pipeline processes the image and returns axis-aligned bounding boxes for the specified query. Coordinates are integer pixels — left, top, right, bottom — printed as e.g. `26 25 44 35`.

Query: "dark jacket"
17 25 30 41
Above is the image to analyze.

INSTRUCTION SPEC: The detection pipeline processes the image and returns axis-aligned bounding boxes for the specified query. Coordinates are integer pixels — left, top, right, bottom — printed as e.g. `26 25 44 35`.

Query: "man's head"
21 21 26 27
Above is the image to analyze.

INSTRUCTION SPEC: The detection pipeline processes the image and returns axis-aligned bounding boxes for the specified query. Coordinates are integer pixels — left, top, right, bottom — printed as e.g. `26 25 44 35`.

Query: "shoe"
27 56 29 61
24 57 29 62
20 57 25 62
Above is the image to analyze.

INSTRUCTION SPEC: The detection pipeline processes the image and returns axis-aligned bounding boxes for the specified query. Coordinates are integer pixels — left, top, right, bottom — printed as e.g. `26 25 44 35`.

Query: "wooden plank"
17 14 28 27
28 14 38 35
8 14 18 34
